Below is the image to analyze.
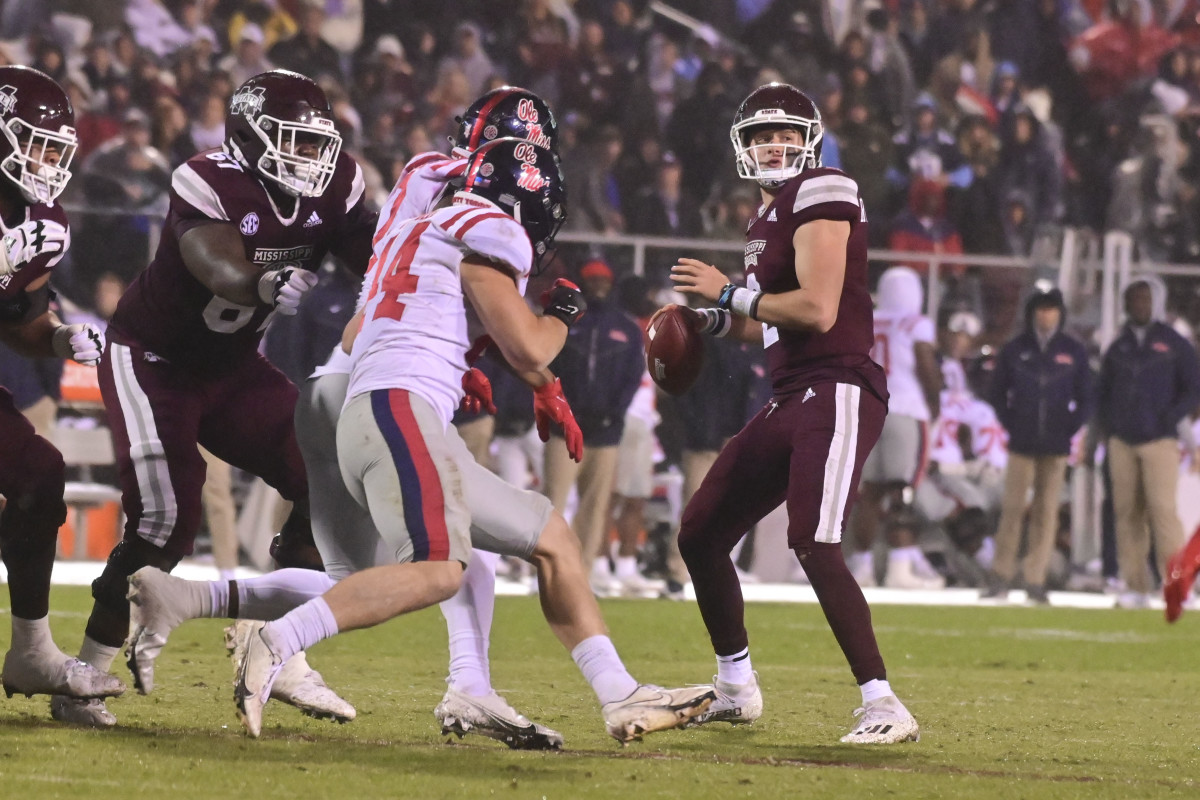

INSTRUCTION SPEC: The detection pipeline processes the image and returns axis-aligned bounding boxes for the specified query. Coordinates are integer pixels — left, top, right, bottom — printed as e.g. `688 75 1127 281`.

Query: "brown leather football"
646 304 704 395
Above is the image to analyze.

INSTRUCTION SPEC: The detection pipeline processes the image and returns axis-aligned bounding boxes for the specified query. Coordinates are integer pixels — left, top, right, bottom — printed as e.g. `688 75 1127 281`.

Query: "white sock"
860 678 893 704
205 579 229 617
850 551 873 571
591 559 613 581
889 546 920 564
78 636 120 673
10 616 57 654
236 569 336 620
440 549 500 697
615 556 639 579
263 597 340 665
571 635 638 706
716 647 753 686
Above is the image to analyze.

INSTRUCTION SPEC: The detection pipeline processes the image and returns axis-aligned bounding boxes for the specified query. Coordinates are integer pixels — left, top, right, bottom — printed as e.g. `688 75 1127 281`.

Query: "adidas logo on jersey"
767 208 777 222
303 211 323 228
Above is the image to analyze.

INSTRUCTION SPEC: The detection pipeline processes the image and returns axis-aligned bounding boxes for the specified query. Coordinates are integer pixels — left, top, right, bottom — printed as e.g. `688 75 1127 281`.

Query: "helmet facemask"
247 112 341 197
1 117 77 204
731 115 822 187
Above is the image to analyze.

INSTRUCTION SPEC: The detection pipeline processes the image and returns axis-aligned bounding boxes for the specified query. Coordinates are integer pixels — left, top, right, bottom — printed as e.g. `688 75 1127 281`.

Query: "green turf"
1 587 1197 799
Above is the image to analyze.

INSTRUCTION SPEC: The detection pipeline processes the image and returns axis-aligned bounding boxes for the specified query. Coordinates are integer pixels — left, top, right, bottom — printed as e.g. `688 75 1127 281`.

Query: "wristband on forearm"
716 282 764 320
696 308 732 337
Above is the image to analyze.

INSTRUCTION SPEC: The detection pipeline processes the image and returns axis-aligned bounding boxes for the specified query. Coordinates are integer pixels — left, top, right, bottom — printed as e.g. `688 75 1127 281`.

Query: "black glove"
540 278 586 327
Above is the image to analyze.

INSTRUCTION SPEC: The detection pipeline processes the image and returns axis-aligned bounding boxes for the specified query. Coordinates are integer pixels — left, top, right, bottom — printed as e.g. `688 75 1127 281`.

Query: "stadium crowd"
3 0 1200 612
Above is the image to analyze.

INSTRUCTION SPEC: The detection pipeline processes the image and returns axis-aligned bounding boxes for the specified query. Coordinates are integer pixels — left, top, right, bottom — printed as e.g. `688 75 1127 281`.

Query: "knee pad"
0 438 66 551
90 539 179 610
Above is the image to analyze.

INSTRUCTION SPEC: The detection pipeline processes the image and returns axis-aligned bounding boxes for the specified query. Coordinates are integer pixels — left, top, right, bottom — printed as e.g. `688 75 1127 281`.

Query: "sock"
440 549 499 697
889 546 920 563
10 615 56 654
571 635 638 706
204 579 228 617
716 647 754 686
591 559 613 581
615 556 639 579
236 569 336 620
860 678 893 704
263 597 340 665
78 636 120 673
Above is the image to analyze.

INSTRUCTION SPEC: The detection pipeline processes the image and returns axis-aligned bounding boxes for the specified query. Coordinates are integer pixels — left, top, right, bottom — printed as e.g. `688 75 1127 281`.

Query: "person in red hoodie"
887 177 964 279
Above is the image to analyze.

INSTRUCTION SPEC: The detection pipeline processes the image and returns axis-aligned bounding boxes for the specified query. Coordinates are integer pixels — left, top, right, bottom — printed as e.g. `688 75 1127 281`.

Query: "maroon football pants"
0 388 67 620
678 382 888 684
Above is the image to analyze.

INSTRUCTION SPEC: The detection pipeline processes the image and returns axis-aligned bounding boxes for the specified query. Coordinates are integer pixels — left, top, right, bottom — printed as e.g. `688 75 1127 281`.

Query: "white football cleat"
224 622 354 723
233 621 285 738
50 696 118 728
602 684 715 744
435 687 563 749
3 648 125 699
126 566 203 694
691 672 762 726
840 695 920 744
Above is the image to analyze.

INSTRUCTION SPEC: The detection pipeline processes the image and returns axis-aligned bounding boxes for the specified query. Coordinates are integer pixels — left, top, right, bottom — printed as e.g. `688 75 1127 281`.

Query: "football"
646 304 704 395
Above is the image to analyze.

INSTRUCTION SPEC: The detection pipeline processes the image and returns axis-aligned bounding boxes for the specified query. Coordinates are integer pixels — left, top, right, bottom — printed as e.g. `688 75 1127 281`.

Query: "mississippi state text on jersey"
107 148 374 370
743 167 885 401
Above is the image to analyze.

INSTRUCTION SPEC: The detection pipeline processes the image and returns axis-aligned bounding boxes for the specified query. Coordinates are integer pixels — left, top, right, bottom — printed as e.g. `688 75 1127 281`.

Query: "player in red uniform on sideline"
51 70 377 727
0 65 125 705
669 83 920 744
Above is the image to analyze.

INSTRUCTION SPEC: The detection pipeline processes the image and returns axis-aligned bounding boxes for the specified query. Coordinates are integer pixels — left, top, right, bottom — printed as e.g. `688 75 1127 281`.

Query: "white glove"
0 219 69 277
257 266 318 316
51 323 105 366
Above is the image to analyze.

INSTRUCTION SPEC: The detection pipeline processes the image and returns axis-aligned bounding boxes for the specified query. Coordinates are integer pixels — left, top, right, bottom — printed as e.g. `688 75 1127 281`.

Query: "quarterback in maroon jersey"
53 70 377 727
0 65 124 704
670 83 920 744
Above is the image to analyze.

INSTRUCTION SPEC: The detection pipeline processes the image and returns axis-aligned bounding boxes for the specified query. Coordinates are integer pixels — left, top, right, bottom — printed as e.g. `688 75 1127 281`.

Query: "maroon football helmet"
0 65 77 204
729 82 823 185
225 70 341 198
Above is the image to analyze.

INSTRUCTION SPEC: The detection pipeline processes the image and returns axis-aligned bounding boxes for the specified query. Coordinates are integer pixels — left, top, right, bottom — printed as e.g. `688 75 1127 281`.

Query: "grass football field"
0 586 1197 799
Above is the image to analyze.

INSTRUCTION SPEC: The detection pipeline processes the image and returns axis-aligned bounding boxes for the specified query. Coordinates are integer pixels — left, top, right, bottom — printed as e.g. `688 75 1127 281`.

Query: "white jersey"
870 311 935 420
311 151 468 381
930 390 1008 469
347 192 533 425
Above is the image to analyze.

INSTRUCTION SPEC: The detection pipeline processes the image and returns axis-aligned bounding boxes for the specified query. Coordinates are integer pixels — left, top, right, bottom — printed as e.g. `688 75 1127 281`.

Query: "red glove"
460 367 496 415
533 378 583 462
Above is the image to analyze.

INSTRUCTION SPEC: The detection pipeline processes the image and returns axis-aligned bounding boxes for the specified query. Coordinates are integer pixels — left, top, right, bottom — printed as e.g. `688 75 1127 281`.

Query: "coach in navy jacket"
985 285 1094 601
989 287 1093 457
1099 276 1200 604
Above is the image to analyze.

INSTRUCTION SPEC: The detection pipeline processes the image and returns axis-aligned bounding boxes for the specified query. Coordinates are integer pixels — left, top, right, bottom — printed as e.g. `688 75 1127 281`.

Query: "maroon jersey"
0 201 69 323
107 148 376 372
743 167 886 402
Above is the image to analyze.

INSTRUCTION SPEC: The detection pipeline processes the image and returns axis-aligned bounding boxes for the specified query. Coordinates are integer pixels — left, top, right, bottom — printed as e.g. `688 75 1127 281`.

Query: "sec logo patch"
240 212 260 235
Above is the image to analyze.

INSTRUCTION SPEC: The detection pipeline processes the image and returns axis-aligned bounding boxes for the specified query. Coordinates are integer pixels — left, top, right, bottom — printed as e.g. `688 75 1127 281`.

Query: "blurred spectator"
951 114 1004 254
219 23 276 88
666 62 738 203
31 40 68 84
889 92 972 196
438 22 495 99
865 6 918 130
151 95 194 166
984 285 1092 604
888 179 966 279
1098 276 1200 608
64 75 120 161
560 18 627 127
626 153 703 238
319 0 365 59
124 0 193 58
564 124 625 233
423 64 472 147
544 260 645 594
82 41 120 108
926 0 986 68
507 0 571 104
599 0 643 71
995 104 1063 226
839 99 894 235
270 1 344 83
355 34 417 125
1000 189 1037 256
189 93 227 153
228 0 296 51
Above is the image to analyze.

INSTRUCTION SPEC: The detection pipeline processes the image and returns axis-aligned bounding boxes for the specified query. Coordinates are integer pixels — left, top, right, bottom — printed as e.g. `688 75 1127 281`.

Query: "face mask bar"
251 114 342 197
730 116 822 184
1 119 77 204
